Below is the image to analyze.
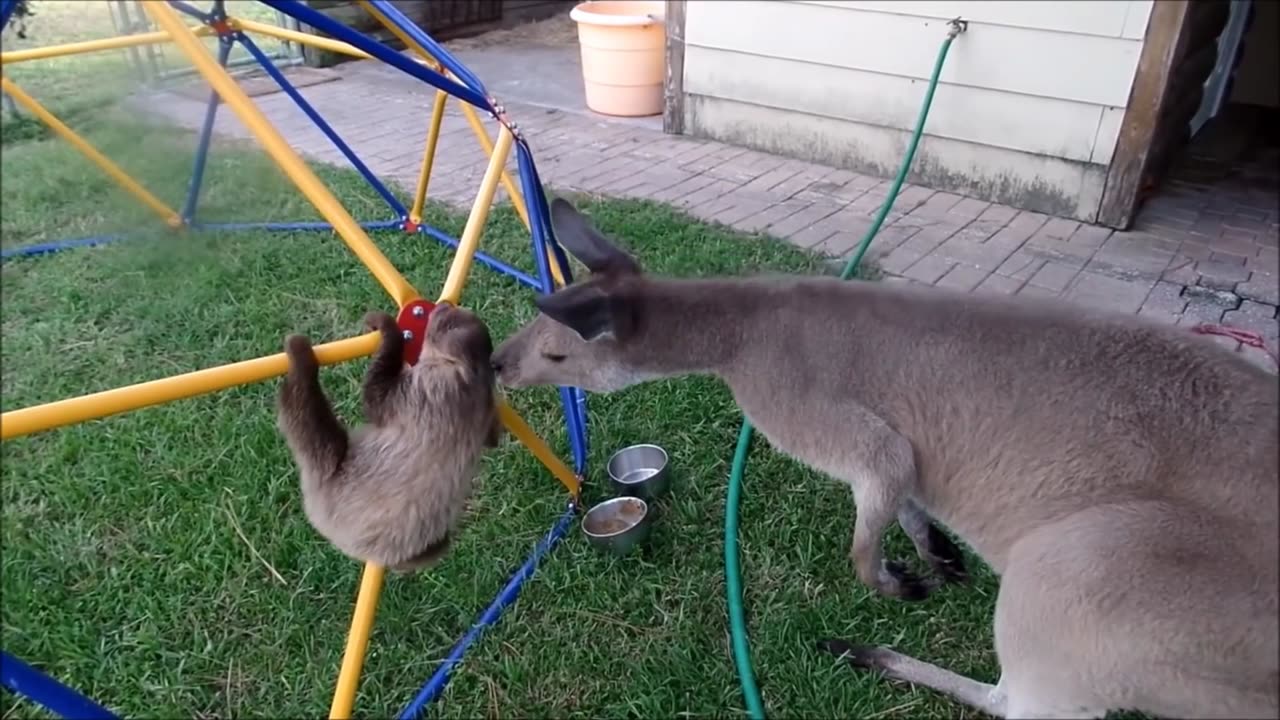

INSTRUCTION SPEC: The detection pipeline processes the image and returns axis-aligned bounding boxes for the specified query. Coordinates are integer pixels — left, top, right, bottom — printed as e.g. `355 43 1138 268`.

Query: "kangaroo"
490 198 1280 719
278 305 501 573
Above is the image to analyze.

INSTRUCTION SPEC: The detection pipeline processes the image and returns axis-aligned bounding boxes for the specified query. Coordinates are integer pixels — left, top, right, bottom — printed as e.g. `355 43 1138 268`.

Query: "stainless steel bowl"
606 443 671 500
582 496 653 556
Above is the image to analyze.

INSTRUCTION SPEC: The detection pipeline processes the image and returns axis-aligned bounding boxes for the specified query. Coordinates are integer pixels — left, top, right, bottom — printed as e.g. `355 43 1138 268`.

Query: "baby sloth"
277 304 501 573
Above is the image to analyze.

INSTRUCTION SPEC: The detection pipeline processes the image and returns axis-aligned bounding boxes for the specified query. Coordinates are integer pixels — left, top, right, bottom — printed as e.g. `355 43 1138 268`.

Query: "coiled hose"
724 23 965 719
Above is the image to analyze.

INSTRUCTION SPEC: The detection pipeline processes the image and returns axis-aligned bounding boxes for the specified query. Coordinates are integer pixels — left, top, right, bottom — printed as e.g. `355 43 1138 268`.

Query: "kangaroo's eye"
543 353 566 363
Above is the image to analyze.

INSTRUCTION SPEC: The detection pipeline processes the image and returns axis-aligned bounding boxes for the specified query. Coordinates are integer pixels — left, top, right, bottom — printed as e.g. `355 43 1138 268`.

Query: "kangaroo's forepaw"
816 639 895 672
363 311 398 334
881 560 941 601
924 524 969 584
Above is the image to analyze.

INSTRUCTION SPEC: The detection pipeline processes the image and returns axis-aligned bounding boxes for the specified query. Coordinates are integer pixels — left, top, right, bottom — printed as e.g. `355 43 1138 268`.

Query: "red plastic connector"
396 299 436 366
402 218 420 234
209 18 233 36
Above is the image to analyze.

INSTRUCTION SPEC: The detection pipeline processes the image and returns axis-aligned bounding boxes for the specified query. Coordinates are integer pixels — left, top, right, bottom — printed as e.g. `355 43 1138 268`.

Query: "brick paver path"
140 59 1280 370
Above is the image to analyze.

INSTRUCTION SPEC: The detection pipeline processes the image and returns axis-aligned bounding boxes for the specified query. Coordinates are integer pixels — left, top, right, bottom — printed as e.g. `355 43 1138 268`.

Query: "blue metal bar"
165 0 212 23
517 139 576 291
397 503 577 720
258 1 493 111
417 225 541 290
516 142 588 474
193 219 404 232
522 147 576 284
182 36 234 224
557 386 587 474
235 32 409 218
1 234 125 261
396 145 590 717
574 387 589 460
518 139 590 469
523 145 589 473
1 651 119 720
0 0 20 33
366 0 488 96
516 140 576 287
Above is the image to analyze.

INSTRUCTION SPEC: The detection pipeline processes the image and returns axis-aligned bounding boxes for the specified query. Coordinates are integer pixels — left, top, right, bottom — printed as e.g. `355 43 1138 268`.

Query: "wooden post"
1096 0 1191 230
663 0 687 136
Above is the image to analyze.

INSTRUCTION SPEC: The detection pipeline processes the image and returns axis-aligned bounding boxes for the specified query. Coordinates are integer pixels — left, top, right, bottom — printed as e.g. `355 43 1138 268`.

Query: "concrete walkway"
139 48 1279 371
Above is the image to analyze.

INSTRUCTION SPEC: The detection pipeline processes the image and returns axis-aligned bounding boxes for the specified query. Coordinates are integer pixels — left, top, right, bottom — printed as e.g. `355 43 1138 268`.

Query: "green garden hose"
724 22 966 719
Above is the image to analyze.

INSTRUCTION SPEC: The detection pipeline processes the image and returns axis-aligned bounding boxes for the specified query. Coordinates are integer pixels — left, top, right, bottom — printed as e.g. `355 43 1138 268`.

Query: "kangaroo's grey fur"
278 305 500 573
490 198 1279 719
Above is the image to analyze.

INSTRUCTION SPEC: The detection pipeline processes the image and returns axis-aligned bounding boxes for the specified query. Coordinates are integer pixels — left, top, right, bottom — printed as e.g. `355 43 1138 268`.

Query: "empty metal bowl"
582 496 653 556
607 443 671 500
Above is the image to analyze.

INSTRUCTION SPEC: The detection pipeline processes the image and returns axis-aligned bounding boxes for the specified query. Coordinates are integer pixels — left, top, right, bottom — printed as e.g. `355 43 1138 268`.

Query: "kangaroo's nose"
490 358 504 374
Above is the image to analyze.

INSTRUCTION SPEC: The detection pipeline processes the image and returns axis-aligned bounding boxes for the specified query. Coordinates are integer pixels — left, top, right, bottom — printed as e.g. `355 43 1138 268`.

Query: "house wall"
678 1 1157 223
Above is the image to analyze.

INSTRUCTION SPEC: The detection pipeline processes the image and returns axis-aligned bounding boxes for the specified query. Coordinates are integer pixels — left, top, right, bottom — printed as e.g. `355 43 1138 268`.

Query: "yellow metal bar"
409 90 449 224
456 102 536 233
455 103 573 288
0 25 213 65
143 2 419 308
355 2 528 227
329 563 385 720
439 127 514 304
1 333 380 442
497 401 580 497
229 17 373 61
1 77 181 226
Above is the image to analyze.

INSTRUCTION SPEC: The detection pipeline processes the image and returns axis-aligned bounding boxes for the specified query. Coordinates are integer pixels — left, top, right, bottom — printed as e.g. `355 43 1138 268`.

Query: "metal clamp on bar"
488 98 522 140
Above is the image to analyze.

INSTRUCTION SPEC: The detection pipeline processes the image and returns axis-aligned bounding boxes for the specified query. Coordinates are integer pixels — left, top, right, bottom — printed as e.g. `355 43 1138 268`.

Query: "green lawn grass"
1 115 1000 719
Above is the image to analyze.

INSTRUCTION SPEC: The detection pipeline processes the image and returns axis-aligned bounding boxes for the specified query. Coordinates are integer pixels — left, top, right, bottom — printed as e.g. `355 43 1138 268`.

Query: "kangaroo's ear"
534 283 639 341
549 198 641 276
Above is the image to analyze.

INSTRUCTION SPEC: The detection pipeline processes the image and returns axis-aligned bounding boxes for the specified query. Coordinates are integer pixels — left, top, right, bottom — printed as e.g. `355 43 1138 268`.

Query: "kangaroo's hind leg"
991 502 1278 720
824 502 1277 719
839 408 937 601
898 499 969 584
279 335 348 476
360 311 405 425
